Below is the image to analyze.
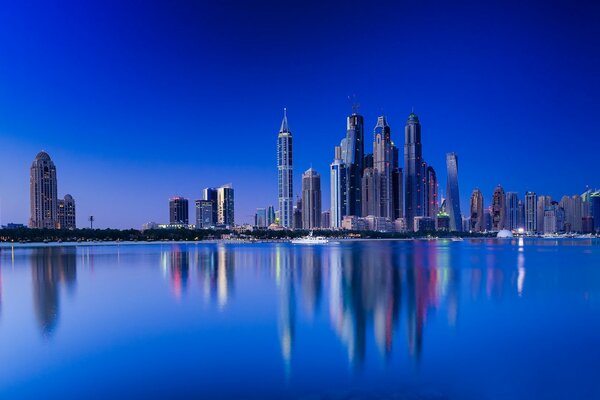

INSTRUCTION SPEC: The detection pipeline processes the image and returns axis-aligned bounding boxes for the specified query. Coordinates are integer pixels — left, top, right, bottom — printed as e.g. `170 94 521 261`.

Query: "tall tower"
169 196 189 225
330 146 347 228
404 112 423 230
505 192 520 230
29 151 58 229
425 165 438 218
491 185 506 231
525 191 537 234
470 188 484 232
301 168 322 229
217 184 235 227
277 108 293 228
373 116 392 218
445 152 462 232
340 111 364 216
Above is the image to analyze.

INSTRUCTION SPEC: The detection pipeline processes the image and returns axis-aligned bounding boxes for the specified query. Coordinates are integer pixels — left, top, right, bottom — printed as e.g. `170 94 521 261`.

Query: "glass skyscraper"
404 112 424 230
277 108 293 228
301 168 322 229
470 188 484 232
340 111 364 217
525 191 537 234
445 152 462 232
373 116 392 218
330 146 347 228
505 192 520 230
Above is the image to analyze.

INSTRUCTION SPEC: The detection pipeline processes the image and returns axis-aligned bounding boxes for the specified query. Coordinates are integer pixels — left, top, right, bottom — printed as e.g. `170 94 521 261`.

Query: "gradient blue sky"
0 0 598 228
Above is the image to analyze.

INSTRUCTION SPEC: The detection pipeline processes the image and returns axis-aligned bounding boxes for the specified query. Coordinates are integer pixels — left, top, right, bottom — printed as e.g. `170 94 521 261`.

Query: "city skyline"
1 1 599 228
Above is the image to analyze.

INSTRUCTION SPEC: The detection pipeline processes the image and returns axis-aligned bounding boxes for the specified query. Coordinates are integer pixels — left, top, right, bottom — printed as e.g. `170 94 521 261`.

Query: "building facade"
57 194 76 229
404 112 424 230
470 188 484 232
340 111 364 217
196 200 215 229
277 108 294 228
217 184 234 226
169 196 189 225
361 167 380 217
525 192 537 234
301 168 322 229
330 146 347 228
491 185 506 231
373 116 393 218
29 151 59 229
505 192 520 231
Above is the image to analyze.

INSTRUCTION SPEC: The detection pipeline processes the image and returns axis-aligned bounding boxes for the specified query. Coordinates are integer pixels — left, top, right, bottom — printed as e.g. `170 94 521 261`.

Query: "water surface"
0 239 599 399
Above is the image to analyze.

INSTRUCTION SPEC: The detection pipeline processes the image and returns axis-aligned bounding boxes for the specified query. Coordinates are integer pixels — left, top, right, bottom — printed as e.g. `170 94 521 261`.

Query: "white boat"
291 232 329 244
450 237 464 242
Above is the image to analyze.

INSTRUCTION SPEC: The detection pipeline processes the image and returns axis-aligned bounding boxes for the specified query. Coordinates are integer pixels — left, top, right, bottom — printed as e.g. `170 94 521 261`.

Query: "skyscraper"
559 195 582 232
525 192 537 234
30 151 59 229
361 168 380 217
537 195 552 234
373 116 393 218
425 165 438 218
404 112 424 230
445 152 462 232
469 188 484 232
340 110 364 216
169 196 189 225
203 188 218 225
391 143 403 220
491 185 506 231
277 108 293 228
217 184 234 227
505 192 519 231
330 146 347 229
267 205 276 226
301 168 322 229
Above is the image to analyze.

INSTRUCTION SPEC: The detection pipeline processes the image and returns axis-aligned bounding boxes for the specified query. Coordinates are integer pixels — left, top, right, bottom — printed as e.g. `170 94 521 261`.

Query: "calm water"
0 239 599 399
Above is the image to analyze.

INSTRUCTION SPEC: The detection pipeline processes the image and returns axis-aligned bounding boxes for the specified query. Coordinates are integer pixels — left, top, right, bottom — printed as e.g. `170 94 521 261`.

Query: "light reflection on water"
0 239 599 399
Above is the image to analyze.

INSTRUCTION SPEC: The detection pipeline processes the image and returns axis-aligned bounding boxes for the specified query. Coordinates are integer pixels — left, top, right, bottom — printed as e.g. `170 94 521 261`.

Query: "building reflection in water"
160 241 530 370
31 247 77 336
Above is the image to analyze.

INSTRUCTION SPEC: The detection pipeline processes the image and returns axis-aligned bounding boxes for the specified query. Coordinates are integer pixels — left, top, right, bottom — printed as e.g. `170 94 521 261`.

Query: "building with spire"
445 152 462 232
301 168 321 229
404 112 424 230
30 151 59 229
470 188 484 232
277 108 294 228
340 110 364 217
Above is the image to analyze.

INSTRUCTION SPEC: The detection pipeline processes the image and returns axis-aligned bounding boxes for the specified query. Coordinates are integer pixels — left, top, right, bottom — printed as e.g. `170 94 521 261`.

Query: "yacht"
291 232 329 244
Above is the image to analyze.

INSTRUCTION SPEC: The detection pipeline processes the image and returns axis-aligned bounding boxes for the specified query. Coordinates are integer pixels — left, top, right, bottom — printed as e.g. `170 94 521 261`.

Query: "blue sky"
0 0 598 228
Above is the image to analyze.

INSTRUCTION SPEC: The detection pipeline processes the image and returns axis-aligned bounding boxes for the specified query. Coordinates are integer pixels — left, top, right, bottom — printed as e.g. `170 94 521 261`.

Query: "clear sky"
0 0 598 228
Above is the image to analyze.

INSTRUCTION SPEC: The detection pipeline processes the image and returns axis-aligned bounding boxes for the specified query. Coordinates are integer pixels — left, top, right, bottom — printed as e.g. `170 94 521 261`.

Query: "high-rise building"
340 111 364 216
543 202 565 234
330 146 347 229
404 112 424 230
301 168 322 229
169 196 189 225
484 207 492 231
445 153 462 232
505 192 520 231
425 165 438 218
57 194 76 229
255 208 267 228
321 210 331 229
217 184 234 227
196 200 214 228
293 197 302 229
361 168 380 217
392 167 403 220
277 108 293 228
203 188 218 225
267 205 276 226
469 188 484 232
559 195 582 232
29 151 59 229
525 192 537 234
591 192 600 232
537 195 552 234
373 116 393 218
517 200 525 230
491 185 506 231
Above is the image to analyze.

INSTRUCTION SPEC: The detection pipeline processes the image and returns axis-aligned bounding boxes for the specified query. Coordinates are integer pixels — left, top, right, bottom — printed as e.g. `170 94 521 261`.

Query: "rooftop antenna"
348 94 360 114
